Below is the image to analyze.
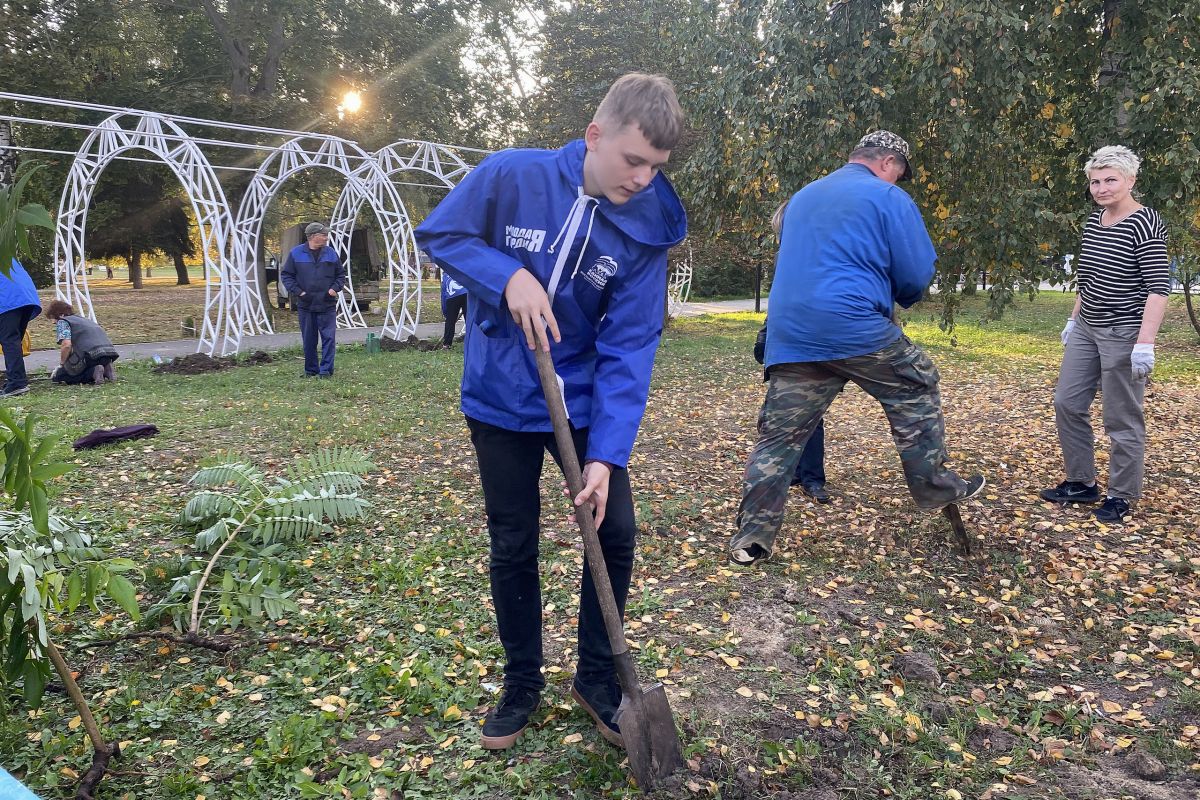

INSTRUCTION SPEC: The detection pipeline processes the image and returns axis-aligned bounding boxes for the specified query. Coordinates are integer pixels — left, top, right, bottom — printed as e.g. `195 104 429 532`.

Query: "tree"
677 0 1200 317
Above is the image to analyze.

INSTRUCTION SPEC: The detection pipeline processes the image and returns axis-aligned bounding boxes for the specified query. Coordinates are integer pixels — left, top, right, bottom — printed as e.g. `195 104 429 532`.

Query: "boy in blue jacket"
281 222 346 377
415 73 687 750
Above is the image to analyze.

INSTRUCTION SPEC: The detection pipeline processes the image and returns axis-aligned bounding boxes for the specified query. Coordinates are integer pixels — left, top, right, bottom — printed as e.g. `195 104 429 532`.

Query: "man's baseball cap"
855 130 914 181
305 222 329 237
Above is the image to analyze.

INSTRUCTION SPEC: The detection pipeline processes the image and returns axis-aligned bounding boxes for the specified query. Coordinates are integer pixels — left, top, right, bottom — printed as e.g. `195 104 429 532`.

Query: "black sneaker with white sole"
1040 480 1101 504
480 687 540 750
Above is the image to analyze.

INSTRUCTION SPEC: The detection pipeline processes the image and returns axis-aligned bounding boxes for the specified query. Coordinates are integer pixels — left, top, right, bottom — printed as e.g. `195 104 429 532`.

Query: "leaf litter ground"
0 293 1197 800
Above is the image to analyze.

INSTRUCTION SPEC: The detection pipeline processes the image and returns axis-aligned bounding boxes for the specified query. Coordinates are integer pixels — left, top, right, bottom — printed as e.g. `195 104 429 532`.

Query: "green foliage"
677 1 1200 317
0 412 139 709
0 162 55 278
154 448 374 633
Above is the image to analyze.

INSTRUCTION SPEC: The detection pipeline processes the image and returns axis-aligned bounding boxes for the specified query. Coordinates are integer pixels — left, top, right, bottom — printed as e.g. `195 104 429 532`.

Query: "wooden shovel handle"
533 347 634 665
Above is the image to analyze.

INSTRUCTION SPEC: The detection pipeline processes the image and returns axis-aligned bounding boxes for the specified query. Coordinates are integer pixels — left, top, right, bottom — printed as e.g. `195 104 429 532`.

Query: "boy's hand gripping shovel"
534 346 683 789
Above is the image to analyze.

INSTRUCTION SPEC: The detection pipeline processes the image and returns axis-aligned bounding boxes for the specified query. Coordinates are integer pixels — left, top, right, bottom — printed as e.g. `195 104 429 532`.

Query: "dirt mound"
153 353 235 375
241 350 275 365
379 335 444 352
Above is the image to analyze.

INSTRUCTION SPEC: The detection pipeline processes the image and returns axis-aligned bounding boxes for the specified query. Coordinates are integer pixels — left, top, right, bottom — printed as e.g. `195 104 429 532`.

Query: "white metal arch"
328 140 474 338
667 240 694 318
52 113 243 355
233 135 420 339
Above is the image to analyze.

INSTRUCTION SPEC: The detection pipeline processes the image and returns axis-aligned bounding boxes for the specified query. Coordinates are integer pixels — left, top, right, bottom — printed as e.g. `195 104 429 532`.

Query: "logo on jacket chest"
505 225 546 253
583 256 618 290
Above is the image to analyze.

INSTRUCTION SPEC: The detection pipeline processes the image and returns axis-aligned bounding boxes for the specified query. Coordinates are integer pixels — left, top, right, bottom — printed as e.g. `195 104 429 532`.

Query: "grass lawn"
29 279 447 350
0 291 1198 799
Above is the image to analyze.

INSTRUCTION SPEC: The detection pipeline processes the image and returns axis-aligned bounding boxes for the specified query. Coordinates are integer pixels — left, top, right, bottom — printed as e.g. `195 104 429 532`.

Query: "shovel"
942 503 972 555
533 346 683 789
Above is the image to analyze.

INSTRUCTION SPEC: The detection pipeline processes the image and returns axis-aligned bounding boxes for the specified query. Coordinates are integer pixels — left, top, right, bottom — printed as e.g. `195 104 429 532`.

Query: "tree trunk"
1098 0 1132 138
1184 279 1200 340
252 14 288 98
199 0 253 98
128 251 143 290
173 252 190 285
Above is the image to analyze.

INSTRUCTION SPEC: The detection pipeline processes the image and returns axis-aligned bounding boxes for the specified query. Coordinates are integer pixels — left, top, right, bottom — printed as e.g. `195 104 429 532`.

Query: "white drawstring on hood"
545 187 599 303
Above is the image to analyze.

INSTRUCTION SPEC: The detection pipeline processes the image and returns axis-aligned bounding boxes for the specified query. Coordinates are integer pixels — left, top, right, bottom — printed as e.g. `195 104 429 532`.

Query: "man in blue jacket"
729 131 985 567
281 222 346 377
439 269 468 347
0 259 43 398
415 73 686 751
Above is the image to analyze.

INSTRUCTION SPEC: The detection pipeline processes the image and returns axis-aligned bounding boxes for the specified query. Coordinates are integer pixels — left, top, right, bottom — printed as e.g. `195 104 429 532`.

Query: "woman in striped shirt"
1041 145 1170 523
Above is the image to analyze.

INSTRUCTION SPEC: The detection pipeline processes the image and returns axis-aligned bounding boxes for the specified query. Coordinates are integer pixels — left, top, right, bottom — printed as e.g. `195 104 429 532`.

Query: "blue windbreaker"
766 163 936 366
440 272 467 314
415 139 687 468
0 259 42 318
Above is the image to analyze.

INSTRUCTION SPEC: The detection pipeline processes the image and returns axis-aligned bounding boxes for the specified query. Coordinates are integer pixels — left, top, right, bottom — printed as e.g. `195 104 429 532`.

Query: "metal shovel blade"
942 503 971 555
616 681 684 788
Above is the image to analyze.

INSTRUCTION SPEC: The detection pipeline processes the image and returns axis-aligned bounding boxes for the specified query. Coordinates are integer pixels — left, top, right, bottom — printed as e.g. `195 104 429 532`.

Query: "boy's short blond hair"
593 73 684 151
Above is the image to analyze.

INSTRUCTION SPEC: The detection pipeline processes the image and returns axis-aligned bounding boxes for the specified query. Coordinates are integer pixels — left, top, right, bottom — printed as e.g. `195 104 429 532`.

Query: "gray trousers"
1054 319 1146 500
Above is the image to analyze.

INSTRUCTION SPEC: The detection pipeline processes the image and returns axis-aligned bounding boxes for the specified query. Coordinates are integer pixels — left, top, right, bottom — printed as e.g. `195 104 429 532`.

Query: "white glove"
1060 318 1076 346
1131 343 1155 380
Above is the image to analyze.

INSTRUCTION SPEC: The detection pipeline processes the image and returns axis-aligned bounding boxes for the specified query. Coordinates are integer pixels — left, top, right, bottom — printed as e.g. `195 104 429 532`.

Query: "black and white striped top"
1076 207 1170 327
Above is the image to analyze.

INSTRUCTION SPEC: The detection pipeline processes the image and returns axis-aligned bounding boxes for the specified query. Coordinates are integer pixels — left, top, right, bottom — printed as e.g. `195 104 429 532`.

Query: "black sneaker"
0 385 29 398
921 474 987 511
571 678 623 747
1093 497 1131 523
1040 480 1101 504
801 483 831 504
480 687 540 750
729 542 770 567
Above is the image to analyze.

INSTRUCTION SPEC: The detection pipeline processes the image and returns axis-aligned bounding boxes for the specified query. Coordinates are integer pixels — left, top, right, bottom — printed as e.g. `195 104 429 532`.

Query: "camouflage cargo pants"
731 336 972 556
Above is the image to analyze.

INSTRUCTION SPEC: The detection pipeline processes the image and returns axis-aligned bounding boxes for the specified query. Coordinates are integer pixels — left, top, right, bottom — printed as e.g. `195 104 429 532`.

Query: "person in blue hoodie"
0 258 43 398
439 268 468 347
729 131 985 567
415 73 686 751
281 222 346 377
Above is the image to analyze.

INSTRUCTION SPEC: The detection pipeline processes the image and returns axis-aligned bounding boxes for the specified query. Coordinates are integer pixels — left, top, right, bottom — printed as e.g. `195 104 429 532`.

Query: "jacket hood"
556 139 687 250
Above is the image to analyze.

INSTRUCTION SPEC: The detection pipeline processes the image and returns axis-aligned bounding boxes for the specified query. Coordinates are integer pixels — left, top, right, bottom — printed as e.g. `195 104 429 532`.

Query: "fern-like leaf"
178 491 245 528
189 459 267 492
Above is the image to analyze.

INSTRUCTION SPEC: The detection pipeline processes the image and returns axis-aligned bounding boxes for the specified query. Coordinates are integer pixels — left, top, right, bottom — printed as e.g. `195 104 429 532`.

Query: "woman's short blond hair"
1084 145 1141 179
770 200 788 237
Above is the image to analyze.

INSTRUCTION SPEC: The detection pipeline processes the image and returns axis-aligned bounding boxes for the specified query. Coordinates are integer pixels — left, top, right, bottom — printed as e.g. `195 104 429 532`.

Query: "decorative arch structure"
328 140 474 339
667 240 694 318
233 135 420 339
53 112 245 355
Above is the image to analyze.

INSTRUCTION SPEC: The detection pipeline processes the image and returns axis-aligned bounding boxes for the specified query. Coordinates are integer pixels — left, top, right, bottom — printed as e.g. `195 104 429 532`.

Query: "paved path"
22 299 765 370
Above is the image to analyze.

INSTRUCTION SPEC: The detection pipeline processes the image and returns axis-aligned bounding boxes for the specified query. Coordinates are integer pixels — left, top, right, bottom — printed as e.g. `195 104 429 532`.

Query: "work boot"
571 677 623 748
801 482 831 504
480 686 540 750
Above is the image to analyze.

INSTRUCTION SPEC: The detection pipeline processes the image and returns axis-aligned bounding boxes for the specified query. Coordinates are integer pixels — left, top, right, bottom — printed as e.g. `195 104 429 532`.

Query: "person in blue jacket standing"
415 73 686 751
729 131 985 567
281 222 346 377
0 259 42 398
440 268 468 347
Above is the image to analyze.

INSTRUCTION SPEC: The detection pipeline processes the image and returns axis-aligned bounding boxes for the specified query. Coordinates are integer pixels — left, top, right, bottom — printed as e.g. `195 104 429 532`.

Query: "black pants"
0 308 34 392
466 416 636 692
442 295 467 346
793 417 826 486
